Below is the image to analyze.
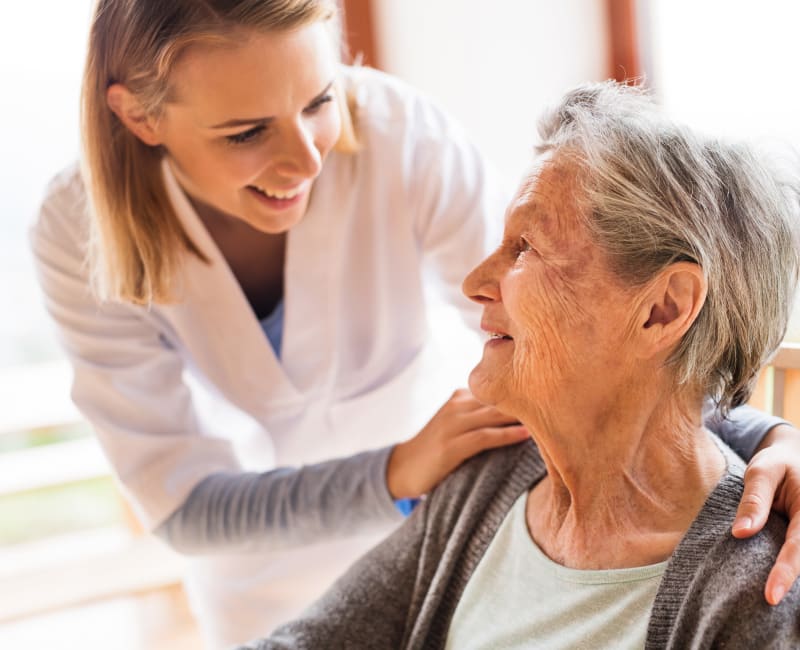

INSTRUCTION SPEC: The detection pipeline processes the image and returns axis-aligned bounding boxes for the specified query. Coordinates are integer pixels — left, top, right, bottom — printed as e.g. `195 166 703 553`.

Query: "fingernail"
732 517 752 534
771 584 786 605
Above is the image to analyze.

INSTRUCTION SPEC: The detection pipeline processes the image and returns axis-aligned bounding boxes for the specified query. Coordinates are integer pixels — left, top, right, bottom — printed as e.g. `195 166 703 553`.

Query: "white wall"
374 0 609 182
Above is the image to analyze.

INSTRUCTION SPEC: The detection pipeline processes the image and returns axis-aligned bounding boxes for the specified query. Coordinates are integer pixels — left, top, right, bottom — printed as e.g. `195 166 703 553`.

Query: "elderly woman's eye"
517 238 534 257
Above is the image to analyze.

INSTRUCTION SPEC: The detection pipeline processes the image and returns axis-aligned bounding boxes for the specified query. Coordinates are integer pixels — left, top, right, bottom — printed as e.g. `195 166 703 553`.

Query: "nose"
274 119 322 179
462 250 501 304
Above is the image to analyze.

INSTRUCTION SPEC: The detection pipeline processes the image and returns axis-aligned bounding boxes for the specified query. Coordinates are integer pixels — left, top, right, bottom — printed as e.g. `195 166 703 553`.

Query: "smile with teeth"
489 332 513 341
249 184 302 200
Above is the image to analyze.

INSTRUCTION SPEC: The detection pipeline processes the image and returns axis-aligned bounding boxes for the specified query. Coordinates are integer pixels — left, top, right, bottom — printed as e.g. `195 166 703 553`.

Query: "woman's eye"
517 238 533 257
225 125 266 145
304 94 333 114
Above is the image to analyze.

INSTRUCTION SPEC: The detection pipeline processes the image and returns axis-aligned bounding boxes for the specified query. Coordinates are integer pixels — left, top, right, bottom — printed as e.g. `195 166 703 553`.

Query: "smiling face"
463 158 639 418
151 23 341 233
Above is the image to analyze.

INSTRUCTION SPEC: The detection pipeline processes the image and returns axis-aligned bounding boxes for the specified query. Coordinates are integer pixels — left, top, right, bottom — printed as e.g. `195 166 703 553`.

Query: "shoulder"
341 65 470 149
336 66 504 218
37 162 87 217
31 162 89 251
674 514 800 647
652 447 800 648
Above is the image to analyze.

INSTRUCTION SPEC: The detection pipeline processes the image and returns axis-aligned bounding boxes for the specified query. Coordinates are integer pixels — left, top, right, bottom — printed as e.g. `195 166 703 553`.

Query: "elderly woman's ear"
637 261 707 358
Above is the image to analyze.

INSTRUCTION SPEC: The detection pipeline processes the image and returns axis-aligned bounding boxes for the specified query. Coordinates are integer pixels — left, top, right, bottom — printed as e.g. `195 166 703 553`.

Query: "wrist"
386 441 415 500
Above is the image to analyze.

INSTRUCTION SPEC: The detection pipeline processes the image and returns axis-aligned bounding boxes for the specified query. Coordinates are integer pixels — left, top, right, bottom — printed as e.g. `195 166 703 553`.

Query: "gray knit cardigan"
241 439 800 649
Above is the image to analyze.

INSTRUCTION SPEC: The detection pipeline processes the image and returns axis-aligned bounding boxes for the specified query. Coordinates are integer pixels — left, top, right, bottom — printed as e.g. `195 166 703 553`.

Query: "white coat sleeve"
30 170 402 546
30 171 240 529
409 113 512 331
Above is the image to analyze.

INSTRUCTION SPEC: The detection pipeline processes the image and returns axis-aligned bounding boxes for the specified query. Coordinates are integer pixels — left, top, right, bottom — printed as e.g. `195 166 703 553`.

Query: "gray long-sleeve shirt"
155 446 402 553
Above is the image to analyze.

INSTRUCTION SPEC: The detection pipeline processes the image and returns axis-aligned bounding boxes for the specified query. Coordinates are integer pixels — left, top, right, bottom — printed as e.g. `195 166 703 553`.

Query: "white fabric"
31 66 509 646
447 494 667 650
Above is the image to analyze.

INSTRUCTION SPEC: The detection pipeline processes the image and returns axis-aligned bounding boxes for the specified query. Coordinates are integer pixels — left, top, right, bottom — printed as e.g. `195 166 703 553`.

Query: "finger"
438 389 485 416
732 464 781 538
452 425 529 458
448 387 481 407
764 517 800 605
457 407 520 431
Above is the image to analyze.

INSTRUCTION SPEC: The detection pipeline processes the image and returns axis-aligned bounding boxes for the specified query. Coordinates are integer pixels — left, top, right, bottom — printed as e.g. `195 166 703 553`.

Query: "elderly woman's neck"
523 390 726 570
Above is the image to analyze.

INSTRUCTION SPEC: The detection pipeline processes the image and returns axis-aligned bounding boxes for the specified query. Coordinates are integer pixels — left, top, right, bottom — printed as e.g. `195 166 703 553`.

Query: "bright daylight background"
0 0 798 647
646 0 800 341
2 2 92 368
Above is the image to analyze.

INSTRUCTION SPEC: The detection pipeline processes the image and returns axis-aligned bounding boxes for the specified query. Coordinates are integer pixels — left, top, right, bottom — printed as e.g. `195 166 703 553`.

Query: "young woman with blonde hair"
31 0 800 646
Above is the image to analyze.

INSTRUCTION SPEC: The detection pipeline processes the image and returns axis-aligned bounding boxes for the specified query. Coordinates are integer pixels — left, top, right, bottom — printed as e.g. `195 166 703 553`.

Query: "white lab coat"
31 67 509 646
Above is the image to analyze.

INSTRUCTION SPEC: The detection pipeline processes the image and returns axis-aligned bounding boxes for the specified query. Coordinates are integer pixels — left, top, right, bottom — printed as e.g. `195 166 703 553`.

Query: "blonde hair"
81 0 355 304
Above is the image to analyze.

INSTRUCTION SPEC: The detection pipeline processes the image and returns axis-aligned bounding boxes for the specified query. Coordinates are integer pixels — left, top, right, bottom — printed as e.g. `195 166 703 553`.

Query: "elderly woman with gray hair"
244 82 800 649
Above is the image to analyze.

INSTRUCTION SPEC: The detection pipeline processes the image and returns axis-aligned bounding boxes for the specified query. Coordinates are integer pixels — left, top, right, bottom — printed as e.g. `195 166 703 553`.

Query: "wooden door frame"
606 0 642 82
339 0 381 68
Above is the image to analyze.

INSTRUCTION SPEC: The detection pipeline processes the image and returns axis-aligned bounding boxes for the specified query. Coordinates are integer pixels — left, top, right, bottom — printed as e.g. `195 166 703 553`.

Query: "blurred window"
0 1 114 547
2 2 95 367
646 0 800 341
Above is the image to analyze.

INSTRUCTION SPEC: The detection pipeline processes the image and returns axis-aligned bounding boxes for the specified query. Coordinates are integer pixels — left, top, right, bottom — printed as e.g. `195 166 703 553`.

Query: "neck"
523 382 725 570
184 190 287 319
189 195 247 235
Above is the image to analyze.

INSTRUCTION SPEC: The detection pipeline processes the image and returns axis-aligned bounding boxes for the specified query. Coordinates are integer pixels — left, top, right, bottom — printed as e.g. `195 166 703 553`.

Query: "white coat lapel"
281 151 352 397
160 160 303 416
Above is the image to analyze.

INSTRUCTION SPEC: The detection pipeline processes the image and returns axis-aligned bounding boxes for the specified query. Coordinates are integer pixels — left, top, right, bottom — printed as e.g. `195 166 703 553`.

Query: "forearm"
155 446 402 554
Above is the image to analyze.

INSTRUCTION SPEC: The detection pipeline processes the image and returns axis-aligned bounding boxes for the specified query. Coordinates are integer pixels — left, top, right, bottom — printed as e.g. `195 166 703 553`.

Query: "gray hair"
538 81 800 413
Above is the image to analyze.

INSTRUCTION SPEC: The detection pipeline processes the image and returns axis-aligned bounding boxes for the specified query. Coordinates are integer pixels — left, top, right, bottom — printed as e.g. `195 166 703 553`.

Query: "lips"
245 183 307 212
481 319 514 341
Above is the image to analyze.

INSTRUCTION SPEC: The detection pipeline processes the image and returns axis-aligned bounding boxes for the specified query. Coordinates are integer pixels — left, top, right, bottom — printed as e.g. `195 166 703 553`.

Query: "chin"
248 207 306 234
467 365 498 408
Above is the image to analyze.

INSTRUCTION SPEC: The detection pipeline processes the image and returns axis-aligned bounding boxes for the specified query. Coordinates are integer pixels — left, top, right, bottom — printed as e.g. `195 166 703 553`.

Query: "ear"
636 262 707 359
106 84 163 146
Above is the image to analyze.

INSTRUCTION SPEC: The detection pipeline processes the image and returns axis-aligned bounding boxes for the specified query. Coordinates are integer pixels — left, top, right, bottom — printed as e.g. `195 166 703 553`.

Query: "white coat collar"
160 158 305 415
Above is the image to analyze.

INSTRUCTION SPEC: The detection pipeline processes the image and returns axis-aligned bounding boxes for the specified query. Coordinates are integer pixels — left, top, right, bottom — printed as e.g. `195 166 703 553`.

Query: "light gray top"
241 436 800 649
446 493 666 649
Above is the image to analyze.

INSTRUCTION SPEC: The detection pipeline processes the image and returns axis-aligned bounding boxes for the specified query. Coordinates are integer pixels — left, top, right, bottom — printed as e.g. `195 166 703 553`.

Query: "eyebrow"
208 80 335 129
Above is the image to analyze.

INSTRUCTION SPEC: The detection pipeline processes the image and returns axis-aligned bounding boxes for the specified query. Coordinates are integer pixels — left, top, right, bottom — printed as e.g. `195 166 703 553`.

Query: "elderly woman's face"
463 158 637 415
